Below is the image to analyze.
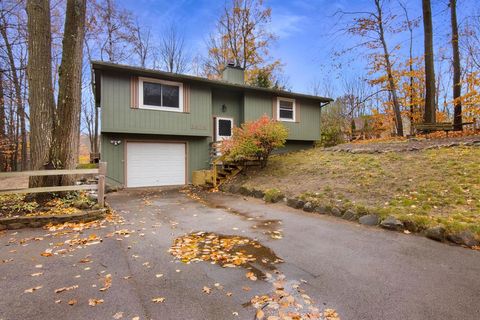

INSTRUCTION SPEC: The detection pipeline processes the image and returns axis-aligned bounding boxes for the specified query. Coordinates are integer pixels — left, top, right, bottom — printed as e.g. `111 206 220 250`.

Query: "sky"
117 0 479 98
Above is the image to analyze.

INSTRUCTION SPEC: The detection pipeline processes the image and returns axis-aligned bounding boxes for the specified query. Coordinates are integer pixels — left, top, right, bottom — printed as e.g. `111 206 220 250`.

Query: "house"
91 61 332 188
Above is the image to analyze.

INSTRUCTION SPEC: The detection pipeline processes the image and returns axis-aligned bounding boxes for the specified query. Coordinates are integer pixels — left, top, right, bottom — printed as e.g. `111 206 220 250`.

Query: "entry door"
126 142 186 187
215 117 233 141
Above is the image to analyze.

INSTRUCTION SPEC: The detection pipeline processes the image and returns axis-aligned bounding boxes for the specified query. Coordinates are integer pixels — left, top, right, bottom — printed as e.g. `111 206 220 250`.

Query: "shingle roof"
91 61 333 105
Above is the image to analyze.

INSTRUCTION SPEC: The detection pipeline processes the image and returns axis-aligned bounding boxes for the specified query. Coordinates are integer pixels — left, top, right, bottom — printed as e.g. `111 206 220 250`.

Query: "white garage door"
126 142 186 187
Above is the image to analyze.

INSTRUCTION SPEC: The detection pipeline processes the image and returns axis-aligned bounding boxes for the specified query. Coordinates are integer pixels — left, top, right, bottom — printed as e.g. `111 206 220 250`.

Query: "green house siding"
101 73 212 136
100 133 211 187
243 93 321 141
212 89 243 127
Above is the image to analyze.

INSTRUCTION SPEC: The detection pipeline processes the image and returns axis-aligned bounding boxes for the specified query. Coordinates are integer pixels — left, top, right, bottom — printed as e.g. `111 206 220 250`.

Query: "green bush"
263 188 284 203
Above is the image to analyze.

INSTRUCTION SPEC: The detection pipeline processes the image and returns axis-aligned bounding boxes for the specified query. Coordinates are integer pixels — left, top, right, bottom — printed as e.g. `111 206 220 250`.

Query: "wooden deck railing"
0 162 107 207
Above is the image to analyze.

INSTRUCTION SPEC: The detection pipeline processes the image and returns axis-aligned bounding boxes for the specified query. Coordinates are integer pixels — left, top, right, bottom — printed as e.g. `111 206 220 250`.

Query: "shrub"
221 115 288 168
263 188 284 203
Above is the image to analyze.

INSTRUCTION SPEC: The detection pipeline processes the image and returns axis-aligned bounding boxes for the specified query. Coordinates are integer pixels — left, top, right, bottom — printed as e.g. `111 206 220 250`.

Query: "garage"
126 142 186 187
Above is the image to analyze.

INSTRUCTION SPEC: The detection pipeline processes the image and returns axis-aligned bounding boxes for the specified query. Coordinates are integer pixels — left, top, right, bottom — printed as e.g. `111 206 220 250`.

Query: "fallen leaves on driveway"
151 297 165 303
24 286 42 293
55 285 78 293
99 274 112 291
88 298 104 306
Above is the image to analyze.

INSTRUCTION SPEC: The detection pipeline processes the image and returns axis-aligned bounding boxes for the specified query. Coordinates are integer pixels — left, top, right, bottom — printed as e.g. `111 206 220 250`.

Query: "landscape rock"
251 189 264 199
314 205 328 214
359 214 379 226
239 186 252 196
7 223 24 230
447 230 479 247
286 198 305 209
425 226 446 242
342 209 357 221
331 207 343 217
380 216 404 231
302 202 315 212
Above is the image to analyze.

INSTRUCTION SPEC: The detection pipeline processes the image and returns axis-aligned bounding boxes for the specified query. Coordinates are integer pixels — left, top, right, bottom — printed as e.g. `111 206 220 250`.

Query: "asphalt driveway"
1 188 479 320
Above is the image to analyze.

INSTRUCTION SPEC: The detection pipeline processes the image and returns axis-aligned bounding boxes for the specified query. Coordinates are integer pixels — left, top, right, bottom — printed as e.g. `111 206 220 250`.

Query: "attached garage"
126 142 186 187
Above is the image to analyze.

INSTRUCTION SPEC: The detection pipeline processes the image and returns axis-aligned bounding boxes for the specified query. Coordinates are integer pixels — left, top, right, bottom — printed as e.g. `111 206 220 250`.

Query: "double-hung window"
277 97 295 122
139 77 183 112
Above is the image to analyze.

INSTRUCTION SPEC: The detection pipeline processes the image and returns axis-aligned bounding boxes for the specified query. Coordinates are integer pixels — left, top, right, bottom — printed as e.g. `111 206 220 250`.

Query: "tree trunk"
26 0 56 187
422 0 436 123
94 106 99 154
0 20 28 170
374 0 403 136
0 71 5 171
450 0 462 130
50 0 87 186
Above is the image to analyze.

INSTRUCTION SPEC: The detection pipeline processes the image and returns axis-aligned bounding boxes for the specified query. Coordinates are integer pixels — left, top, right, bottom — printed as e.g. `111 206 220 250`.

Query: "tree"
26 0 55 186
337 0 404 136
204 0 284 87
422 0 436 123
158 24 188 73
450 0 462 130
49 0 87 186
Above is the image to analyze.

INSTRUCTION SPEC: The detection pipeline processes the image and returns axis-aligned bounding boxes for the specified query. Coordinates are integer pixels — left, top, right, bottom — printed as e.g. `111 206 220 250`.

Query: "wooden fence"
0 162 107 207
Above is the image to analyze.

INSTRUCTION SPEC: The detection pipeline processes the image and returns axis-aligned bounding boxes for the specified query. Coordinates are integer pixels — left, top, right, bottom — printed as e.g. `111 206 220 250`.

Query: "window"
139 77 183 111
218 119 232 137
277 97 295 122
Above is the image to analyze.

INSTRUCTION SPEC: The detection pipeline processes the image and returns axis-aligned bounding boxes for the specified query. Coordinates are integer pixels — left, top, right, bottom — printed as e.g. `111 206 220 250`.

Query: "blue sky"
117 0 478 97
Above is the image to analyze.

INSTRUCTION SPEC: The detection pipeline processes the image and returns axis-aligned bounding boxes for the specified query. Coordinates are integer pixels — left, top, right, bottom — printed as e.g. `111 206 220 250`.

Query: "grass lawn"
240 146 480 237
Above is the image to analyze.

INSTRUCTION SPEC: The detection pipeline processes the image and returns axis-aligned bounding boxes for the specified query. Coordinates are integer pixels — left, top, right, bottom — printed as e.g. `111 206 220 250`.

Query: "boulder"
359 214 379 226
314 205 328 214
342 209 357 221
286 198 305 209
331 207 343 217
380 216 404 231
425 226 446 242
447 230 479 247
239 186 252 196
303 202 315 212
252 189 265 199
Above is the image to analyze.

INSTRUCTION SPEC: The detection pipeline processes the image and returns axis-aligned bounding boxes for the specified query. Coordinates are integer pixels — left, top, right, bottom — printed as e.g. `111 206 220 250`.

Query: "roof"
91 61 333 106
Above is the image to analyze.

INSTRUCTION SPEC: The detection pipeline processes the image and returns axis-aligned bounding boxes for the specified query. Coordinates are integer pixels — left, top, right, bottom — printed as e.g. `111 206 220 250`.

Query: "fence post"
98 162 106 207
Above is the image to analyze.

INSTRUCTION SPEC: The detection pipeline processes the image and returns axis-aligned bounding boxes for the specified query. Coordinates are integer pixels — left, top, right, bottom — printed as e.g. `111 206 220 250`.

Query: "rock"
303 202 315 212
92 204 101 210
286 198 304 209
87 193 98 202
425 226 446 242
359 214 379 226
342 209 357 221
7 223 25 230
314 205 328 214
252 189 264 199
447 230 479 247
380 216 404 231
239 186 252 196
331 207 343 217
29 221 44 228
228 184 241 194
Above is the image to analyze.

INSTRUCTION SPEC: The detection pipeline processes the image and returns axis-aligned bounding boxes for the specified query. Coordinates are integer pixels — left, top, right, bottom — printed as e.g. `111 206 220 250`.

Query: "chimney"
221 62 245 84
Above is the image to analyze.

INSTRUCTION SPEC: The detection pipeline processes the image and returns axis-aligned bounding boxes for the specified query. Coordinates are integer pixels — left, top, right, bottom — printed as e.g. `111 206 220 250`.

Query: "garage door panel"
126 142 186 187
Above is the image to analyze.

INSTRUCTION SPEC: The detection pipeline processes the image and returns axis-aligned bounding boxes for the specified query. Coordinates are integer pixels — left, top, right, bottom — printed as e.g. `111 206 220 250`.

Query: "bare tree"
131 21 152 68
49 0 87 186
450 0 462 130
26 0 55 186
422 0 436 123
159 24 188 73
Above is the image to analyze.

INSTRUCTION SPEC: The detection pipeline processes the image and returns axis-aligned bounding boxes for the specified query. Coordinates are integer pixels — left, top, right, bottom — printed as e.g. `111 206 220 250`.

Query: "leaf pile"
169 232 259 267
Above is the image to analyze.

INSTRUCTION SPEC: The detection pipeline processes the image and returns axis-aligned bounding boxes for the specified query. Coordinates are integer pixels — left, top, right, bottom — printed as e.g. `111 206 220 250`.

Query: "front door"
215 117 233 141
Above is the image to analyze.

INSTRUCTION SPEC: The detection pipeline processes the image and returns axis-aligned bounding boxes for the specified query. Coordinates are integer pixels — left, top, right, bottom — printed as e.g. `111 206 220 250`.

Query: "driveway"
1 188 479 320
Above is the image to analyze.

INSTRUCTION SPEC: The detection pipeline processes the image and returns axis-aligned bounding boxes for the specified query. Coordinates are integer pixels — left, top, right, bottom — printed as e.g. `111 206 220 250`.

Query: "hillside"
229 140 480 241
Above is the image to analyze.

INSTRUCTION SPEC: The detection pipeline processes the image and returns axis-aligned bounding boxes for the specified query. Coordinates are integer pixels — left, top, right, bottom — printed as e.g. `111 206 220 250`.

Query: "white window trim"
138 77 184 112
277 97 296 122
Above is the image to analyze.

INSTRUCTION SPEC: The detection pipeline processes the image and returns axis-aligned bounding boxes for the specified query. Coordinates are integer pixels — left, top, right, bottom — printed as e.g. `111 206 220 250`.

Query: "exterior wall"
101 72 212 136
101 133 211 187
212 89 243 127
243 93 322 141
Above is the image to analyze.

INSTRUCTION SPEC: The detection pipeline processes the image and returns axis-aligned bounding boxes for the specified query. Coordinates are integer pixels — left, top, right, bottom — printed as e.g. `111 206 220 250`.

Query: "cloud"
269 13 306 38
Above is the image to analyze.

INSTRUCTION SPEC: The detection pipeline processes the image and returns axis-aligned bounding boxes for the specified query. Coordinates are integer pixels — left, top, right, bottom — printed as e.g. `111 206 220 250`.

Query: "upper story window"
139 77 183 112
277 97 295 122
